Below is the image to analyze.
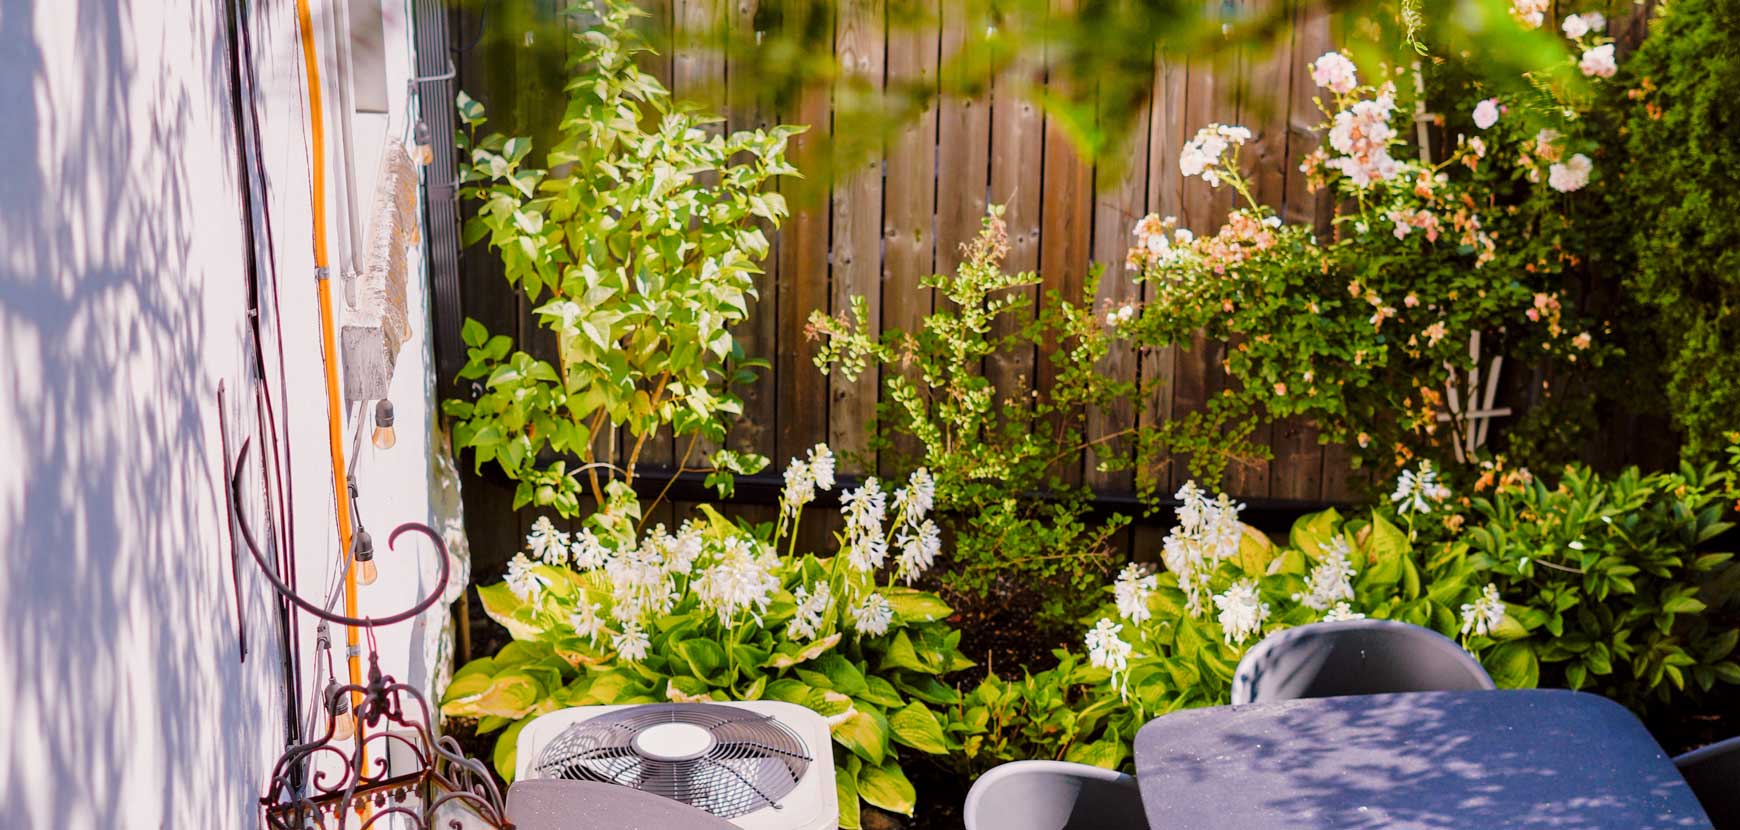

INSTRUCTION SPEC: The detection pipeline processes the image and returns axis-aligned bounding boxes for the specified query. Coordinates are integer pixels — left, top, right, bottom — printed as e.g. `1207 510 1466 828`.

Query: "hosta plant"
444 0 801 515
440 447 972 827
945 476 1529 773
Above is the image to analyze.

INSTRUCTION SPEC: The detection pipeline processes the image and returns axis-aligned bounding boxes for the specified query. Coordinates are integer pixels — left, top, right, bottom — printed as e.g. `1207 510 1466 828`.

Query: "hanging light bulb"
353 527 378 586
371 399 396 450
326 680 356 741
412 120 433 166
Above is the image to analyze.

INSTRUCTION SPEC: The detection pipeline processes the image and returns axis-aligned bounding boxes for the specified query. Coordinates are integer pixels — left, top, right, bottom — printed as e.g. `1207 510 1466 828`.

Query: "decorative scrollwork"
260 654 513 829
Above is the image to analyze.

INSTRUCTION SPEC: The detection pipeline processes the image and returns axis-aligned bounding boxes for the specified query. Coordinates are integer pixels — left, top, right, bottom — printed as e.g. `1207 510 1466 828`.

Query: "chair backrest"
962 760 1146 830
1674 735 1740 829
1231 619 1495 705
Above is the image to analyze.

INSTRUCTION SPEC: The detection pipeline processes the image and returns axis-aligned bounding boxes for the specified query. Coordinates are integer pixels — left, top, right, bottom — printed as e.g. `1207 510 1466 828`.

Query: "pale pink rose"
1473 98 1501 130
1311 51 1359 95
1548 153 1593 192
1562 13 1589 38
1579 43 1617 78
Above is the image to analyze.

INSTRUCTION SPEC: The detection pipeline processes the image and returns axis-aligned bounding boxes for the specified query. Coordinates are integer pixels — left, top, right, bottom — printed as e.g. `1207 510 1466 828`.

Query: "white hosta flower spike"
526 516 571 566
1114 563 1158 624
613 620 652 662
1293 536 1357 611
1324 602 1366 622
894 519 942 585
1213 579 1270 646
505 553 549 603
1460 583 1507 638
570 600 607 644
849 593 893 637
808 444 837 491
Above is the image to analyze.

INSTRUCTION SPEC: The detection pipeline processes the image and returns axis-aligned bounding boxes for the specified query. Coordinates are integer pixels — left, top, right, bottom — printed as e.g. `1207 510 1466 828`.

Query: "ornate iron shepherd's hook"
230 438 452 628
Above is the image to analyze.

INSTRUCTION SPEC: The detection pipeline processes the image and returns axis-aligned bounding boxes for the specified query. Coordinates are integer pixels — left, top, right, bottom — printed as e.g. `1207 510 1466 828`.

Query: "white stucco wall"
0 0 458 826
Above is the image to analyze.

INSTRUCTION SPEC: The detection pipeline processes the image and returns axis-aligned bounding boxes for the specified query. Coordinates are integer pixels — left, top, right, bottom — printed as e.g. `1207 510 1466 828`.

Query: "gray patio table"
1133 689 1713 829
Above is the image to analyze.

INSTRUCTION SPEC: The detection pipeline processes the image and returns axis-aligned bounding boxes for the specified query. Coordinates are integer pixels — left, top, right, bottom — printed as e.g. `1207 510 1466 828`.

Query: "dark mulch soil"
936 573 1075 684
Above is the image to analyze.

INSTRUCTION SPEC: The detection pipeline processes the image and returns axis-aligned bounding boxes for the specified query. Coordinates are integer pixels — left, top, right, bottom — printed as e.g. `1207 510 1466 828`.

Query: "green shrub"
443 0 799 515
1459 462 1740 708
809 209 1133 622
1616 0 1740 458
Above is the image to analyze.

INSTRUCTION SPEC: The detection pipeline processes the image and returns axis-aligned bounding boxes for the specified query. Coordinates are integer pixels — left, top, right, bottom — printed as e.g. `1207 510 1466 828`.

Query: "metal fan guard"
533 703 814 819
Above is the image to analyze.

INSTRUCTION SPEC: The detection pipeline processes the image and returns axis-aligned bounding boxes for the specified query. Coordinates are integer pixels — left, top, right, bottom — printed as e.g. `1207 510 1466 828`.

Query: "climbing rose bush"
1108 38 1619 488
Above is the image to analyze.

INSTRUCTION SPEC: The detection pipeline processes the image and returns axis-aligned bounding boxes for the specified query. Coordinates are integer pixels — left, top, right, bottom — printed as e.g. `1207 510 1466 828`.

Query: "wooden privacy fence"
451 0 1364 515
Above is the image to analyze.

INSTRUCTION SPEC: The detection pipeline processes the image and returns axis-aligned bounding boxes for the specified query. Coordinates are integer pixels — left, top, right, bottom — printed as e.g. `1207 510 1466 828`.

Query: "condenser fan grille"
533 703 814 819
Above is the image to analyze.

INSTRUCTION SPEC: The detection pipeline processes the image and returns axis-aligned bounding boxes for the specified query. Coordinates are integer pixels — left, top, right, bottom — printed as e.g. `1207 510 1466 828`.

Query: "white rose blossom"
1561 12 1589 38
1179 124 1251 187
1460 583 1507 638
1549 153 1593 193
1579 43 1617 78
1472 98 1501 130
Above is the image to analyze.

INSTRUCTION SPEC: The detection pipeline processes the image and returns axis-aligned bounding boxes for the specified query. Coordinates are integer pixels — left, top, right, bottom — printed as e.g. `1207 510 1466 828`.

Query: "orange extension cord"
292 0 367 766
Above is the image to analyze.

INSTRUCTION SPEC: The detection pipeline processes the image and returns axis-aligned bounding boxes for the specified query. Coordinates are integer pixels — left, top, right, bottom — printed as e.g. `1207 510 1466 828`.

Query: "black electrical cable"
223 0 304 749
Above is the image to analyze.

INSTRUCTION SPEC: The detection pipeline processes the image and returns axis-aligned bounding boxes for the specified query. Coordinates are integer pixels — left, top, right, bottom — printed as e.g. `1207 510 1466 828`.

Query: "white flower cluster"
1126 214 1197 272
1460 583 1507 637
1323 602 1366 622
849 593 894 637
1085 618 1134 697
505 552 550 602
1390 460 1451 515
1473 98 1501 130
895 519 942 586
1292 535 1357 612
786 582 833 641
1212 579 1271 646
842 478 890 572
1114 563 1158 624
1162 481 1247 615
781 443 837 518
1179 124 1252 187
693 535 782 629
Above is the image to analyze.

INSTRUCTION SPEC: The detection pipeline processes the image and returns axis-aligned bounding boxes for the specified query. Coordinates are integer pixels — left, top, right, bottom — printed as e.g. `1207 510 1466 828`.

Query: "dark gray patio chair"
1675 735 1740 829
962 760 1147 830
1231 619 1495 705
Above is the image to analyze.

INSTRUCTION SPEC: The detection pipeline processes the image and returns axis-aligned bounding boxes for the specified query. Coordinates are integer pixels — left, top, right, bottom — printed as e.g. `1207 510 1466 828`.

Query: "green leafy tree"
444 0 801 515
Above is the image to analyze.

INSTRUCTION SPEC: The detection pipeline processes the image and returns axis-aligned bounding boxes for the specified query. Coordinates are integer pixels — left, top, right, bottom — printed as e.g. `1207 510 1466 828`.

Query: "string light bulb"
353 527 378 586
371 399 396 450
412 120 433 166
326 680 356 741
